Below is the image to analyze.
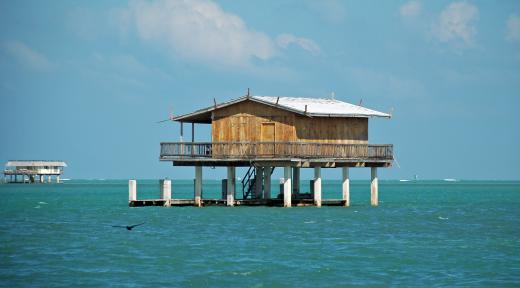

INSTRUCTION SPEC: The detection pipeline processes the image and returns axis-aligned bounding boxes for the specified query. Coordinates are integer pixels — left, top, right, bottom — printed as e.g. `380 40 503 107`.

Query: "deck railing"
160 142 393 160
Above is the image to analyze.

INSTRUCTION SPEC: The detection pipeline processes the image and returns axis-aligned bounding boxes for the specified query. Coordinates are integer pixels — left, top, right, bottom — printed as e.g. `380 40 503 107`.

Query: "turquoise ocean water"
1 180 519 287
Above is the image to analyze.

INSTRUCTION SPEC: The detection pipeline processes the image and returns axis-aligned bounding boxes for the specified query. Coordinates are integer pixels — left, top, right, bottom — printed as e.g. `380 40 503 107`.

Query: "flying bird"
112 222 145 231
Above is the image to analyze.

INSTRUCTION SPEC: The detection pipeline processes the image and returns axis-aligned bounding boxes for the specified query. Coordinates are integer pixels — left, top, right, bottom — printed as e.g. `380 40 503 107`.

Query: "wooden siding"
212 100 368 144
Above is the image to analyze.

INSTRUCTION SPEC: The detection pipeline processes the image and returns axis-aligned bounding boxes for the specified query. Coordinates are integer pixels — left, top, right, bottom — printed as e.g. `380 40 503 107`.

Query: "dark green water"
1 180 519 287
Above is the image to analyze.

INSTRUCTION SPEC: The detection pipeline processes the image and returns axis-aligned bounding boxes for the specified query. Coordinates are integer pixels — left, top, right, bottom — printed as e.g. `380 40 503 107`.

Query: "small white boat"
443 178 457 182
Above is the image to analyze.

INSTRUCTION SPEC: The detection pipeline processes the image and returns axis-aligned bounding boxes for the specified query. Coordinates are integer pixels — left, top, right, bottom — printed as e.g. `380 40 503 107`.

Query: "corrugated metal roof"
6 161 67 167
253 96 391 118
172 95 390 123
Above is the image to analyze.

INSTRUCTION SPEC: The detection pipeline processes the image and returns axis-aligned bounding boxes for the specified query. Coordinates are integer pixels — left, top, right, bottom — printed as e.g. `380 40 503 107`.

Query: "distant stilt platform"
3 160 67 184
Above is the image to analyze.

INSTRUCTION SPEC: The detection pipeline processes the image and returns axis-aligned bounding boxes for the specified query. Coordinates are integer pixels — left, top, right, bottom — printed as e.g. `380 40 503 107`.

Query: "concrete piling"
283 167 292 207
371 167 378 206
342 167 350 207
263 167 272 199
129 180 137 202
292 167 300 195
255 167 264 199
226 167 235 206
195 166 202 207
160 179 171 207
313 167 322 207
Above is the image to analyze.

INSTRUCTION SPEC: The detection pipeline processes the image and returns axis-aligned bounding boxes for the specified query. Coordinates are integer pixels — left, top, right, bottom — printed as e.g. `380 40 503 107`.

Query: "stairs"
241 165 275 199
241 166 256 199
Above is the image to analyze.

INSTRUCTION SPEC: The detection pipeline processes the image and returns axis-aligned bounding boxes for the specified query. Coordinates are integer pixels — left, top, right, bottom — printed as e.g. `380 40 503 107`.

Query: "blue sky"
0 0 519 180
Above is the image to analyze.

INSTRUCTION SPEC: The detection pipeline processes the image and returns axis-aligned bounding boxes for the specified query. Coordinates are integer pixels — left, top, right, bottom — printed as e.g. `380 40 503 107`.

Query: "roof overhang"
171 95 391 123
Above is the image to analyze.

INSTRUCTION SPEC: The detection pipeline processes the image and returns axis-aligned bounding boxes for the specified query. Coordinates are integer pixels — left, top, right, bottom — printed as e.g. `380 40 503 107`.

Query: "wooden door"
260 123 275 156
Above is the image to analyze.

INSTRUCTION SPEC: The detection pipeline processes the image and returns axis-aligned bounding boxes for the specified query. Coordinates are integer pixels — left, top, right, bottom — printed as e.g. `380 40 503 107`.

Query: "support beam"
283 167 292 207
194 166 202 207
39 175 43 183
255 167 264 199
263 167 272 199
48 175 51 183
292 167 300 195
342 167 350 207
56 176 60 184
129 180 137 202
180 122 184 142
191 122 195 142
314 167 322 207
226 167 235 206
371 167 378 206
160 179 171 207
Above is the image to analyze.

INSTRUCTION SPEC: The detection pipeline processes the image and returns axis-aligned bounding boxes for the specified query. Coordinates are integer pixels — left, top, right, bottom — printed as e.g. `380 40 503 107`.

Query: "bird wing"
129 222 145 228
112 225 127 228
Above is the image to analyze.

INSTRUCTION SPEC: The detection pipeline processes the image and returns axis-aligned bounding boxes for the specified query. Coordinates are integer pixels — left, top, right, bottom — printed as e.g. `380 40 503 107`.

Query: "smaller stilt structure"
3 161 66 184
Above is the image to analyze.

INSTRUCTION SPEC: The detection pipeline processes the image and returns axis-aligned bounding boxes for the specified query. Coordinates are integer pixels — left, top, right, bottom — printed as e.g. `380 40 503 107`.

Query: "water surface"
1 180 519 287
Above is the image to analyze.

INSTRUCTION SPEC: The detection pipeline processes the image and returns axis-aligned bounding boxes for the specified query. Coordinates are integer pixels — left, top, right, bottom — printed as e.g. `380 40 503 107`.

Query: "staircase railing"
241 165 256 199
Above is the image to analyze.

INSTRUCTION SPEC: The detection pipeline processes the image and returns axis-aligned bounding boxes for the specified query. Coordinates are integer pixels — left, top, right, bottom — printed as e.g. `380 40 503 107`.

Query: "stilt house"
157 94 393 207
3 160 67 184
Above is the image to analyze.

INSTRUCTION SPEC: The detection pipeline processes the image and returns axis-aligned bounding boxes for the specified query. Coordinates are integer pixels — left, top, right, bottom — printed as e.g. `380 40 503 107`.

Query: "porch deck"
160 142 393 167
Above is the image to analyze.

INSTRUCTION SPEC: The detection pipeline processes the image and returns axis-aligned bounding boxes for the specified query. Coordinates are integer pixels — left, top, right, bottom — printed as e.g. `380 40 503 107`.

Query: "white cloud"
120 0 319 68
432 1 479 47
506 14 520 42
124 0 274 67
4 40 53 71
400 1 421 19
276 34 321 55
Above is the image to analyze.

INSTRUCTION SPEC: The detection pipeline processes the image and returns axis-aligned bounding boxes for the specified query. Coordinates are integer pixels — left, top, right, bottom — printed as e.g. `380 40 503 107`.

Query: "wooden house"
155 93 393 208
